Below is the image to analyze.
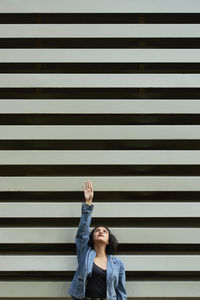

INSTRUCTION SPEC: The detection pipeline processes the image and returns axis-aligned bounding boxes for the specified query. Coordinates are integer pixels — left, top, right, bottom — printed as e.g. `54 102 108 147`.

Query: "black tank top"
85 262 107 297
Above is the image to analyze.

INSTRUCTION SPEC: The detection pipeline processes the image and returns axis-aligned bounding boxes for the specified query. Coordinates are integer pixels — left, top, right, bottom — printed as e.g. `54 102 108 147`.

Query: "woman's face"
93 226 109 246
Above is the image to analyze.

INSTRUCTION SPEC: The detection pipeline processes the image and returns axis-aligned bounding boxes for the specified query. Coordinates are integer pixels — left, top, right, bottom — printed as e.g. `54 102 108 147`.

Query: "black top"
85 262 107 298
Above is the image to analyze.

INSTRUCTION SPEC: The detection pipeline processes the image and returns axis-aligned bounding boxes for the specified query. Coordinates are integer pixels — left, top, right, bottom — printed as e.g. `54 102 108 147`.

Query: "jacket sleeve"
116 261 127 300
75 202 94 264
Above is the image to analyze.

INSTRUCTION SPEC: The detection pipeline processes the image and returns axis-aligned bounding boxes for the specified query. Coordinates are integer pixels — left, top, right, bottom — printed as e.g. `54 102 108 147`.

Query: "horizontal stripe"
0 150 200 165
0 281 198 297
0 0 200 13
0 176 200 191
0 99 200 114
0 255 198 271
1 49 200 62
0 227 198 243
0 125 199 139
0 74 200 88
1 24 200 38
0 202 198 217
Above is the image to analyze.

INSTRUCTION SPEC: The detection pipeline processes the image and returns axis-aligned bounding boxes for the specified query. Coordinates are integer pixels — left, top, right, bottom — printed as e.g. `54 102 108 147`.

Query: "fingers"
88 179 93 190
90 180 93 191
81 180 93 190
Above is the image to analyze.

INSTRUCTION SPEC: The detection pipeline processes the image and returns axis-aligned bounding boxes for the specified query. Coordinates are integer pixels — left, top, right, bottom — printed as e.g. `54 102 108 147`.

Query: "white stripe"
0 150 200 165
0 99 200 114
0 281 198 297
0 255 198 271
0 0 200 13
0 227 199 243
0 176 200 191
0 202 198 217
1 49 200 62
1 24 200 38
0 125 199 139
0 74 199 88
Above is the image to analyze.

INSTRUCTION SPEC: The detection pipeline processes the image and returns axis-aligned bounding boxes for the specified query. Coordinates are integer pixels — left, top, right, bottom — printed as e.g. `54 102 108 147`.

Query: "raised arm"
75 180 94 263
75 202 94 263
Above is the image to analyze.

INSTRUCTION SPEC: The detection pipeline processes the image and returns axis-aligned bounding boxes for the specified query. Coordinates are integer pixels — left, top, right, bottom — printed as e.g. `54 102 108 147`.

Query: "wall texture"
0 0 200 298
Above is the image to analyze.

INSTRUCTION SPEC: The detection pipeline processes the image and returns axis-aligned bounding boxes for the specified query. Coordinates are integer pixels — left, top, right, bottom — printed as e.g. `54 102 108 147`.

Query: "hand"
81 180 94 205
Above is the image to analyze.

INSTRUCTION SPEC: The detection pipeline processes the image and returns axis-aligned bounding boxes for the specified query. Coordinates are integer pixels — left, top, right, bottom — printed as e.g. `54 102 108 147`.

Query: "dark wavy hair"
87 224 118 255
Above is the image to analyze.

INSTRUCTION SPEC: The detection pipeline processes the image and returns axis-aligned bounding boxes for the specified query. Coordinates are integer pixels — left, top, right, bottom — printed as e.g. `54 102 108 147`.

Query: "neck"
94 243 107 258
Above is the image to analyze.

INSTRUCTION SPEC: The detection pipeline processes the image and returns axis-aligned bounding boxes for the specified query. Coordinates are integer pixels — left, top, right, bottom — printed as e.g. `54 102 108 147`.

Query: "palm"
84 188 93 201
82 180 94 202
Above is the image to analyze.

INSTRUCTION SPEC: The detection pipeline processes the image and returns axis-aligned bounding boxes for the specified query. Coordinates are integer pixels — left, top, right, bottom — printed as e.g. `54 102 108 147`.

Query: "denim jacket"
67 202 127 300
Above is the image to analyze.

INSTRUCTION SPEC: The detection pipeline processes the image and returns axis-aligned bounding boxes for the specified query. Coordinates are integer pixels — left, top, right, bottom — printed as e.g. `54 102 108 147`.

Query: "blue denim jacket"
67 202 127 300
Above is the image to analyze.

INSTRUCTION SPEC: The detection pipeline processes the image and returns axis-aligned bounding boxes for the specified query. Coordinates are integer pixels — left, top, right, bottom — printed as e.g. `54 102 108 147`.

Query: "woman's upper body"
67 201 127 300
85 260 107 297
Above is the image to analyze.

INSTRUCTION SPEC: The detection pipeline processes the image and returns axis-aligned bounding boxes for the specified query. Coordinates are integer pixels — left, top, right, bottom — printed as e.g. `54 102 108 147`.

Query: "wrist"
85 201 93 206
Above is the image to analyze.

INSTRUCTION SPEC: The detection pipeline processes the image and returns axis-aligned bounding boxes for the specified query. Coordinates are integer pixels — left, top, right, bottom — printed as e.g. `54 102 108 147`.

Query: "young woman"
68 180 127 300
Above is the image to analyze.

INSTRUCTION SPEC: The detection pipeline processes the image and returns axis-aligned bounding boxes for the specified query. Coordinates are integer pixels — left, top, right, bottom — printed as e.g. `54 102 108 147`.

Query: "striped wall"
0 0 200 299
